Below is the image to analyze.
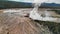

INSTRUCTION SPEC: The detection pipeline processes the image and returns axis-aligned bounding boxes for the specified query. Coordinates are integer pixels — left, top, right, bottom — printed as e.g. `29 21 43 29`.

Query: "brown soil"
0 13 52 34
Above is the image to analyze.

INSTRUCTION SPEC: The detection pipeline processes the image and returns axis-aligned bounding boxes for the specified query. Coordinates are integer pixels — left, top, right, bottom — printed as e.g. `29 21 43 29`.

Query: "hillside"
0 1 60 9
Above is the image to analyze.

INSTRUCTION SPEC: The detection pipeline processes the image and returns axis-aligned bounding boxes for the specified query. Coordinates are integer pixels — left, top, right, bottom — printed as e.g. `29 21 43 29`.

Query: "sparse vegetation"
34 20 60 34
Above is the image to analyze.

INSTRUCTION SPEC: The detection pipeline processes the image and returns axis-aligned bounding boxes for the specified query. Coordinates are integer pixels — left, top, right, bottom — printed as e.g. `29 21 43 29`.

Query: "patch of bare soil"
0 13 52 34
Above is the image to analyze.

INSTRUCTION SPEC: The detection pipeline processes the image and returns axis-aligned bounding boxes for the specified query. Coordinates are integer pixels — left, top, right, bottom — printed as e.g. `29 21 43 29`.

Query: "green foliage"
51 10 60 14
34 20 60 34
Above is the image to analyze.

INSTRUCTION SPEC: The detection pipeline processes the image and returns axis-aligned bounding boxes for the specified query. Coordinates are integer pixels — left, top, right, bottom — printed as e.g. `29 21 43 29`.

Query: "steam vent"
0 0 60 34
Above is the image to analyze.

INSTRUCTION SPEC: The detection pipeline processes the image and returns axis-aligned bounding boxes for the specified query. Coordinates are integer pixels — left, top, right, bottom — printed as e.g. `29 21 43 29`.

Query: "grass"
34 20 60 34
51 15 60 18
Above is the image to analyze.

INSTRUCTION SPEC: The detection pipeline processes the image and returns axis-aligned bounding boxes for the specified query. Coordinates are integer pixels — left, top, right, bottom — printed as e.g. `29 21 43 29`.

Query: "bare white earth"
0 8 60 23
